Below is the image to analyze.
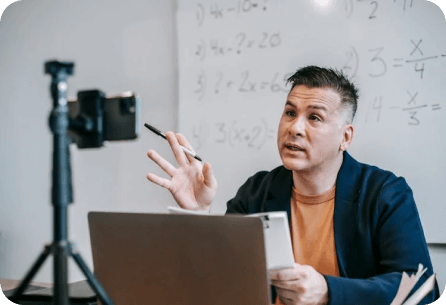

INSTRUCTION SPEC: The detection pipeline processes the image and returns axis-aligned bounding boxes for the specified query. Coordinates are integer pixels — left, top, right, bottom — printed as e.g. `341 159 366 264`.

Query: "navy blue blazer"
226 151 439 304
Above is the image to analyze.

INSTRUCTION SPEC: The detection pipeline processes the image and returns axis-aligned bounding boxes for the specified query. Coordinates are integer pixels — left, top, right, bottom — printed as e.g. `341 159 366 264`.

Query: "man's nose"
289 116 306 137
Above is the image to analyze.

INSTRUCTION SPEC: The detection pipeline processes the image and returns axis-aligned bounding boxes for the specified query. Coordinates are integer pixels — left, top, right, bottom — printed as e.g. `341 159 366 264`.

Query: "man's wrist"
195 203 211 213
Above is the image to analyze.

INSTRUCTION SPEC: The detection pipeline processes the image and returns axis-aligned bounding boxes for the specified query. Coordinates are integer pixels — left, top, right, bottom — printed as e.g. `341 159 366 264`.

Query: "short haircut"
286 66 359 124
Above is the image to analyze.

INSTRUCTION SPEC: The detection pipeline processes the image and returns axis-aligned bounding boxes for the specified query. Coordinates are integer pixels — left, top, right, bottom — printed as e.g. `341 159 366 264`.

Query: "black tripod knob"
45 60 74 78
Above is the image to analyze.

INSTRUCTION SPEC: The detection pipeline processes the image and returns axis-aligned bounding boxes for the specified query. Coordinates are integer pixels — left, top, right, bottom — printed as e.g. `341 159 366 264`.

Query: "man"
146 66 438 304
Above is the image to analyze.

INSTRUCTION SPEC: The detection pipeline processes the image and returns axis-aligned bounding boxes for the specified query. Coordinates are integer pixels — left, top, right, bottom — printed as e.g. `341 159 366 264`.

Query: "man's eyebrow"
285 101 328 112
308 104 328 112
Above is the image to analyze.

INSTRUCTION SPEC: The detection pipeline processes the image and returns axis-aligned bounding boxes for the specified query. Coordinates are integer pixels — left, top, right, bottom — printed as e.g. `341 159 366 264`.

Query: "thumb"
202 162 217 189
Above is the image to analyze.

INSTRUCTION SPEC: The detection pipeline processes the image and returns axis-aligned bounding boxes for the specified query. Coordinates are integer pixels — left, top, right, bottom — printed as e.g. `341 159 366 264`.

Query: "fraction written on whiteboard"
347 0 414 20
332 39 445 80
364 92 442 125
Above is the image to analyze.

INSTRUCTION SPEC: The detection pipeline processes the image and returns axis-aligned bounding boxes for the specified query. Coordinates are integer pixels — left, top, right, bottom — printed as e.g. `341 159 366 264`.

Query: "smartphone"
68 90 140 148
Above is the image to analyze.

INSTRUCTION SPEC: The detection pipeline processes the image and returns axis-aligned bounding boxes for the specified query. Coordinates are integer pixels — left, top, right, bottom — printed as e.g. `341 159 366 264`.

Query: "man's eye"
309 115 321 121
285 110 295 117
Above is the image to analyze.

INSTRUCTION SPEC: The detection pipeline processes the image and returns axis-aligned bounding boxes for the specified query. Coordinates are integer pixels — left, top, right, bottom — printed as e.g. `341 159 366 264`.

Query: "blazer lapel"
263 167 293 225
333 151 361 277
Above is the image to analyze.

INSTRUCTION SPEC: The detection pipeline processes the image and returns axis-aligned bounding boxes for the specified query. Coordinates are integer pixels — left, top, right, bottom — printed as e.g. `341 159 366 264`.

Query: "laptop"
88 212 270 305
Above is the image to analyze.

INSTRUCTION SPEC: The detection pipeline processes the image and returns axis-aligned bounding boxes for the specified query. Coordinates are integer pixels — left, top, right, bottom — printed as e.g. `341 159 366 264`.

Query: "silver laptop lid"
88 212 270 305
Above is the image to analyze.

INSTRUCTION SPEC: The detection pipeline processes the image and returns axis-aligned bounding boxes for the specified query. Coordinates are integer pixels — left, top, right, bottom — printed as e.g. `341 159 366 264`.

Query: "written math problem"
193 70 291 100
345 0 414 19
194 31 282 61
196 0 270 26
179 0 446 135
342 40 446 80
365 91 442 126
177 0 446 238
191 119 276 151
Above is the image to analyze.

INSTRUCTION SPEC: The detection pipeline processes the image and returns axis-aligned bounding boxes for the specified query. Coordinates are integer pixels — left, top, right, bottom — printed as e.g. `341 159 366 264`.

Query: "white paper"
246 212 295 270
402 273 436 305
167 206 210 215
391 264 427 305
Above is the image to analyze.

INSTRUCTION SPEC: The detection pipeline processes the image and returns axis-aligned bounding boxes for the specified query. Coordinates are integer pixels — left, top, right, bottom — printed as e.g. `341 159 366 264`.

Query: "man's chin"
281 159 308 172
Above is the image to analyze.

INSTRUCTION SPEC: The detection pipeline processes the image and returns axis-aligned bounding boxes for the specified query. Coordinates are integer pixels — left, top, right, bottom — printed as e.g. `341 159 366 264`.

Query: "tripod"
10 61 114 305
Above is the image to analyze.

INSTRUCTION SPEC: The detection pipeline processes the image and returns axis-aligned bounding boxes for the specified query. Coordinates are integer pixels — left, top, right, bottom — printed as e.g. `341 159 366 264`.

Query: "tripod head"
45 60 74 77
45 60 139 149
45 61 74 108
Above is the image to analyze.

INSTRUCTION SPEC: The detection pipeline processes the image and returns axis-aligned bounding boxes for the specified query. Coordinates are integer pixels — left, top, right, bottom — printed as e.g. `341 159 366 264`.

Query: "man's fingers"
270 270 297 281
271 279 298 291
147 149 176 177
146 173 171 190
176 133 195 153
269 264 305 281
166 131 188 166
203 162 217 189
275 287 295 304
176 133 199 163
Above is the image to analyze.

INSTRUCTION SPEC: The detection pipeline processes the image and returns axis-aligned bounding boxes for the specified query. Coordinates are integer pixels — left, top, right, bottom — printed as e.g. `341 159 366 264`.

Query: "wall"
0 0 179 283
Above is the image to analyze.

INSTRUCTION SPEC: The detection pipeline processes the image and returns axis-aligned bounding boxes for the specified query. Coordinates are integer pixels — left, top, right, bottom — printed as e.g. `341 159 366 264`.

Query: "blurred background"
0 0 179 283
0 0 445 293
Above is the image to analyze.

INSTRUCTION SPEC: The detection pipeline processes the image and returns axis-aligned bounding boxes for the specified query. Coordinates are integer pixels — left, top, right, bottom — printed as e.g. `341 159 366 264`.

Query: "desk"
0 279 53 292
1 279 97 305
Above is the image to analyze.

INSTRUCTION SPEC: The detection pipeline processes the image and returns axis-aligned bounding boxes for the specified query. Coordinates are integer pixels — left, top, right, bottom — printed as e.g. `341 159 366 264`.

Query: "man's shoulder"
247 165 291 187
344 152 401 183
226 165 291 214
236 165 292 198
342 152 411 199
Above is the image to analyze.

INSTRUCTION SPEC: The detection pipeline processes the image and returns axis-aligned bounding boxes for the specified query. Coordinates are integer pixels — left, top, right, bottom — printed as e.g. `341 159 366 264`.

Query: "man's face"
277 85 352 174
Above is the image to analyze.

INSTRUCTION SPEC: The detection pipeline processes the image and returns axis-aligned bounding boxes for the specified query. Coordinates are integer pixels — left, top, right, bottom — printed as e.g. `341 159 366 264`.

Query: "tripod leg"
71 246 115 305
54 241 70 305
11 243 52 302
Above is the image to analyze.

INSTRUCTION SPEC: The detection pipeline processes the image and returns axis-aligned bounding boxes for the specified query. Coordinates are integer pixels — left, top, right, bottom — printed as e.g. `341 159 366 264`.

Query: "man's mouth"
285 143 304 151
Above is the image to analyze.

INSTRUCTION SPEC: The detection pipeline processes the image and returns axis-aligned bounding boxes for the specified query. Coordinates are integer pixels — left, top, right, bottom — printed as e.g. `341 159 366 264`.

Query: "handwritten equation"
196 0 270 26
191 119 276 150
195 31 282 61
391 38 446 80
183 0 445 131
194 70 291 100
342 40 446 79
365 90 442 125
345 0 414 19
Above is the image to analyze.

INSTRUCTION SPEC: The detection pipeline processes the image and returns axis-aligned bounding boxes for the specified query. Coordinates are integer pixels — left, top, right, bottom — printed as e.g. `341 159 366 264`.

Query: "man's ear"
340 124 354 151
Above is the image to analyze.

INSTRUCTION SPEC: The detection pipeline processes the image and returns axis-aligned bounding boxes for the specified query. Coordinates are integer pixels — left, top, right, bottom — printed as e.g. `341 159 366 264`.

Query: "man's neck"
292 153 344 196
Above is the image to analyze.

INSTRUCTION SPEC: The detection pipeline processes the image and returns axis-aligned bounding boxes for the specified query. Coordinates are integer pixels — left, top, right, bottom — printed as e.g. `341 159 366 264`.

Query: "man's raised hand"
146 131 217 212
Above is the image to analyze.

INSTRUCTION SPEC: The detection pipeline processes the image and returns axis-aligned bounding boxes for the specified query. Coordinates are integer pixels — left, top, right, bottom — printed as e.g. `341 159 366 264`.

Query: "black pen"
144 123 202 162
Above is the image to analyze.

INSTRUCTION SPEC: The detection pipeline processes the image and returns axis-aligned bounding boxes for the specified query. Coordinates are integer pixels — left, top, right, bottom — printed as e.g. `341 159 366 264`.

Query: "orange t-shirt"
275 186 339 305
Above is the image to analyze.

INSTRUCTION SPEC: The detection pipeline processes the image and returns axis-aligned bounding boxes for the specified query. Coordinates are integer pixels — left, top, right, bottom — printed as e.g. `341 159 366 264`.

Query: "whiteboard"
177 0 446 243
